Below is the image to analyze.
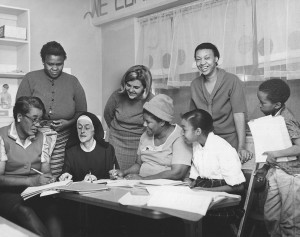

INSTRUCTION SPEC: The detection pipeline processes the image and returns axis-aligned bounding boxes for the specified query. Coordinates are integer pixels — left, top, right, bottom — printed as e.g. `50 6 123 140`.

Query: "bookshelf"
0 5 30 127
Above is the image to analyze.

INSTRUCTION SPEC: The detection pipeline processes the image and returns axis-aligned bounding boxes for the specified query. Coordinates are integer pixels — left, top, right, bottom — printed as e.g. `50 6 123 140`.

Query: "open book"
21 181 108 200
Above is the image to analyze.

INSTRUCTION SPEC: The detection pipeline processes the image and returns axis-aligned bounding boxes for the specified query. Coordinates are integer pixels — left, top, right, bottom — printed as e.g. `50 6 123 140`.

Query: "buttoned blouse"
190 68 247 149
190 132 245 186
16 70 87 120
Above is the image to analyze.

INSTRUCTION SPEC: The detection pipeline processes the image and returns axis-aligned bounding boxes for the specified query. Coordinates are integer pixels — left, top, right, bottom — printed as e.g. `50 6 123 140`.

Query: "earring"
17 118 21 122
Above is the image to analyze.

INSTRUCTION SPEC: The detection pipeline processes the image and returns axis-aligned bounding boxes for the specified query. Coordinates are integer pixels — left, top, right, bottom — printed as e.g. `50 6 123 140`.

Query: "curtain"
136 0 300 88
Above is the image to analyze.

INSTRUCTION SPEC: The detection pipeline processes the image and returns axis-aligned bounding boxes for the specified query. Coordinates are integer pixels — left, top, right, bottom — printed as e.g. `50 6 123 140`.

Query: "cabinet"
0 5 30 127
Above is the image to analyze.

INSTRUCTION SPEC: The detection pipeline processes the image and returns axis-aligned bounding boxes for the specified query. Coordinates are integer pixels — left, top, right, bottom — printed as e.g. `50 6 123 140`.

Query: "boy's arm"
264 137 300 165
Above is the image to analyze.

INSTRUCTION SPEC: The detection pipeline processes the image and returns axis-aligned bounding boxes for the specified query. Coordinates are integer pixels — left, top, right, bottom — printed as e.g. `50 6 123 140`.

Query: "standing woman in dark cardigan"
16 41 87 177
104 65 153 170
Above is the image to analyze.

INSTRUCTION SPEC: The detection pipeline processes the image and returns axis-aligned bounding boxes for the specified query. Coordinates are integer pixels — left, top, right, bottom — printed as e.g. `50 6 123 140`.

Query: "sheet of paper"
146 186 213 216
40 190 59 197
138 179 184 186
0 224 28 237
118 192 150 206
101 180 140 188
248 115 296 163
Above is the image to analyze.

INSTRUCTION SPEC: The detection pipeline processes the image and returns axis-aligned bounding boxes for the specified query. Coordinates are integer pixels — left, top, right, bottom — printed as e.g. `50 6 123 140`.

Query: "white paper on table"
138 179 184 186
103 180 140 188
248 115 296 163
0 224 28 237
118 192 150 206
40 190 59 197
146 186 214 216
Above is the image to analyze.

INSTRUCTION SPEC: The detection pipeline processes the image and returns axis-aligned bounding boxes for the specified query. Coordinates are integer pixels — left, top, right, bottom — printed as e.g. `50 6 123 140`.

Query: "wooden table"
58 187 240 237
0 216 39 237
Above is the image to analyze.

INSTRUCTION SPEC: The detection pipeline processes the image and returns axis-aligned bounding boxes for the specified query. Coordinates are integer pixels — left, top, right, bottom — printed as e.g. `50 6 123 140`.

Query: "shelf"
0 5 30 79
0 38 28 46
0 72 25 78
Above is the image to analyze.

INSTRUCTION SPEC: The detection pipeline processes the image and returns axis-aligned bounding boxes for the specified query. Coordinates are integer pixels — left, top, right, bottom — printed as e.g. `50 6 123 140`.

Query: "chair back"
237 163 259 237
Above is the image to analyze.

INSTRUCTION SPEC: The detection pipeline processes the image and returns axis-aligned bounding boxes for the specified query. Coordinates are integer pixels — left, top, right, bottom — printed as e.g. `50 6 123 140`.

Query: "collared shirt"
0 122 50 163
190 132 245 186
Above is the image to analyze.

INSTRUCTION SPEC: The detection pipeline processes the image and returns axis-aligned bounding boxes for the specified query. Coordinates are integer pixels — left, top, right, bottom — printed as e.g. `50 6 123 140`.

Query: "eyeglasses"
23 114 47 126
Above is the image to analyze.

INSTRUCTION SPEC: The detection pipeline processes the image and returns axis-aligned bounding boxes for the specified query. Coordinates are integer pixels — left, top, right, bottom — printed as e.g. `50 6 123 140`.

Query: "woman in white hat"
110 94 192 180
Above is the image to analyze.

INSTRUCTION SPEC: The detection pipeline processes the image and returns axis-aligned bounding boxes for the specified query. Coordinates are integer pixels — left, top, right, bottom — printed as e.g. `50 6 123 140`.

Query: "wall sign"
84 0 186 26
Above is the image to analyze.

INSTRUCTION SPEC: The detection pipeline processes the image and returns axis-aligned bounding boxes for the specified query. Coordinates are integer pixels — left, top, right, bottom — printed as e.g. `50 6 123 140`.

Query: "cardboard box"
0 25 27 40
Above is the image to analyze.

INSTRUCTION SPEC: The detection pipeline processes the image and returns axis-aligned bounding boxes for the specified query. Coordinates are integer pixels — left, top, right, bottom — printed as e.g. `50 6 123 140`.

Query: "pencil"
31 168 44 175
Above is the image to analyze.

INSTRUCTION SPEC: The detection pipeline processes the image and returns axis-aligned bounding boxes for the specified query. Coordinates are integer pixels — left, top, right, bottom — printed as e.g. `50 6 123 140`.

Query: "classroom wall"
101 17 135 128
0 0 102 115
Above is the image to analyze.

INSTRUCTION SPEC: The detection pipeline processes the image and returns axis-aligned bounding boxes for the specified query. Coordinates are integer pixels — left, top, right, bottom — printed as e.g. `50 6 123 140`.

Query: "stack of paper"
21 180 72 200
118 185 240 217
94 179 187 188
21 181 108 200
56 182 108 194
137 179 186 186
248 115 296 163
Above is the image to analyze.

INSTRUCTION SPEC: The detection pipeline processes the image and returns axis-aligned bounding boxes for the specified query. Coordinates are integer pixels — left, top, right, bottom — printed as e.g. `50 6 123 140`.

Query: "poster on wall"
0 78 18 117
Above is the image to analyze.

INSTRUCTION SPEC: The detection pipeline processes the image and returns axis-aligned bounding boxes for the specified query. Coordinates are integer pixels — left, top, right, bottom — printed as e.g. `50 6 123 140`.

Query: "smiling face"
195 49 218 77
257 90 279 116
143 113 162 137
125 80 145 100
43 55 64 79
17 107 43 138
181 119 198 144
77 119 95 144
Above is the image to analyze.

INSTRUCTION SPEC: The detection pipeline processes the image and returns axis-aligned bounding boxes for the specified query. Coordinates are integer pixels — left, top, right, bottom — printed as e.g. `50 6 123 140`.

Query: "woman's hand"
83 174 97 183
59 172 73 181
51 119 69 132
109 169 124 180
125 174 142 180
30 174 55 186
238 149 253 164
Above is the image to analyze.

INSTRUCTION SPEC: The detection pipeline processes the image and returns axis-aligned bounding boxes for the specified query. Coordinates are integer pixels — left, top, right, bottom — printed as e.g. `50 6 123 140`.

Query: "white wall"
0 0 102 115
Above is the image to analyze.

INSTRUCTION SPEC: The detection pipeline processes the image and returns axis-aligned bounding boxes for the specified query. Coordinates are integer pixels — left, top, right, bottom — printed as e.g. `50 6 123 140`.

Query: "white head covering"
77 115 93 125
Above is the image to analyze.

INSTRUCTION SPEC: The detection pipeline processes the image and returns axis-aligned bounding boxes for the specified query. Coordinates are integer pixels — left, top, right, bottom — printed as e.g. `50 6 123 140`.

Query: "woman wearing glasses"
190 42 252 163
16 41 87 177
0 96 62 237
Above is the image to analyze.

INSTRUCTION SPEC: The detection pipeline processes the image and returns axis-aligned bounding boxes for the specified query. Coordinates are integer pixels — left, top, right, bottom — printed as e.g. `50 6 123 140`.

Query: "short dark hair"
2 84 9 89
40 41 67 62
13 96 46 122
181 109 214 136
258 78 290 104
194 42 220 60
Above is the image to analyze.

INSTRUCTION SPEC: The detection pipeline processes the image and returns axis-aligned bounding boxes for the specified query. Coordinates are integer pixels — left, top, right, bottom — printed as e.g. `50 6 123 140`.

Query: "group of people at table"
0 41 299 237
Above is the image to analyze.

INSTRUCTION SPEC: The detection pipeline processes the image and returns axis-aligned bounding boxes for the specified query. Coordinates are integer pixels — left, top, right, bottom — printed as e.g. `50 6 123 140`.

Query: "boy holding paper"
255 79 300 236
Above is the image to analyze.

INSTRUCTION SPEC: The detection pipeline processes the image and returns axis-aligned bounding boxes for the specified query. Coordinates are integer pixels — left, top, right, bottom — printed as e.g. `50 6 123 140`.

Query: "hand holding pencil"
84 171 97 183
109 164 124 180
30 168 55 186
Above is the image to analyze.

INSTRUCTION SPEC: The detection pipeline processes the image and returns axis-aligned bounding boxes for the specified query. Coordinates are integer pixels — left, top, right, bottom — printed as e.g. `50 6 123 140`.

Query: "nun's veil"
66 112 109 149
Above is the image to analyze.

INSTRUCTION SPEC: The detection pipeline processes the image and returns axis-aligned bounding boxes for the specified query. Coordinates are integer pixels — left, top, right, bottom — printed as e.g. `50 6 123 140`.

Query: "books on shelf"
21 181 108 200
